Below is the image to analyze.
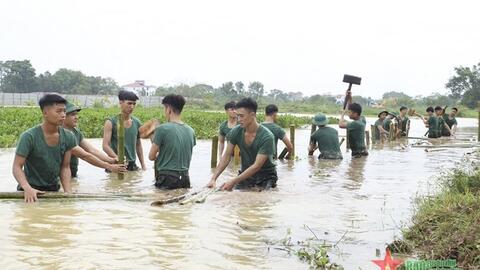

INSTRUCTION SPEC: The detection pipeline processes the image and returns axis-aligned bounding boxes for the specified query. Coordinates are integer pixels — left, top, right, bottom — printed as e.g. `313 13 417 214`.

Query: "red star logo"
372 248 403 270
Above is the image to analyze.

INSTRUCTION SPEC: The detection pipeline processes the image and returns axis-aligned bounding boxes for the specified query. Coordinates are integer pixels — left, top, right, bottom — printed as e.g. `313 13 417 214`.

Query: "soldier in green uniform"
435 106 451 137
102 90 146 171
442 107 458 136
149 94 196 189
339 100 368 158
261 104 293 158
207 98 277 191
383 114 394 134
218 101 237 157
397 106 410 137
374 111 389 141
12 94 76 203
422 107 439 138
308 113 342 159
63 102 126 177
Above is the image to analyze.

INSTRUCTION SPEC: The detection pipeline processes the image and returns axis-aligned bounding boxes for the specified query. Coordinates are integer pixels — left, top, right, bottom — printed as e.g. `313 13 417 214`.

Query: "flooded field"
0 117 478 269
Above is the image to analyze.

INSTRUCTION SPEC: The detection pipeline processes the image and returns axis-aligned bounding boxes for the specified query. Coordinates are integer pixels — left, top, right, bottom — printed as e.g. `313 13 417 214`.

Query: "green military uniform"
374 119 384 140
219 120 234 139
311 127 342 159
227 125 277 189
108 115 141 170
427 115 439 138
261 122 286 157
347 119 368 157
442 114 457 136
398 116 409 136
16 125 77 191
69 127 84 177
437 116 447 137
153 122 196 189
383 118 392 132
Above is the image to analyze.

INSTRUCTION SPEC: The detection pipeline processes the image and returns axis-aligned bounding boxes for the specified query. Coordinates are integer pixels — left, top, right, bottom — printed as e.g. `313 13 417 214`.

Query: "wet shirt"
374 119 384 140
442 114 457 136
260 122 286 157
219 120 235 138
69 127 84 177
109 115 141 162
153 122 196 173
383 118 392 132
16 125 77 188
311 127 342 159
427 115 439 138
437 116 446 137
399 115 409 135
227 125 276 174
346 119 366 153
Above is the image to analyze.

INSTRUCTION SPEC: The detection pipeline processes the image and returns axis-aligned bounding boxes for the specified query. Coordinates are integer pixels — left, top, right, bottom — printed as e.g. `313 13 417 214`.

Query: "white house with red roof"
121 80 156 96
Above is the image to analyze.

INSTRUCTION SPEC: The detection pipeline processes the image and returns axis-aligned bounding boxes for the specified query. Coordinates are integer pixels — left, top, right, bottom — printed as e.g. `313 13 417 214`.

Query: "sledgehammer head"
343 74 362 85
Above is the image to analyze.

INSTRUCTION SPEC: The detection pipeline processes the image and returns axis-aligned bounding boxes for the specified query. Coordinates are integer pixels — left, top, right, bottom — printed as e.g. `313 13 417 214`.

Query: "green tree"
446 63 480 108
247 81 264 99
218 81 235 97
234 81 245 95
0 60 37 93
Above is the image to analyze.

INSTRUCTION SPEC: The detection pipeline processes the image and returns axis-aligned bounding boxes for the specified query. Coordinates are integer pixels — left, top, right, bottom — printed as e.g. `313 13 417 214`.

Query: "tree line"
0 59 478 109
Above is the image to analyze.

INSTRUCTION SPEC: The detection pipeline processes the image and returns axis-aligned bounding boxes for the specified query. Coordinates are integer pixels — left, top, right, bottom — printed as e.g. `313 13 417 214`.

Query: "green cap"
66 102 81 114
312 113 328 126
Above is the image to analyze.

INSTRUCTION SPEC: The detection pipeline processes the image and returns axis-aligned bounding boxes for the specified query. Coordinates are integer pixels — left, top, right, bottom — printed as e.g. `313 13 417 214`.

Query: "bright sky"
0 0 478 98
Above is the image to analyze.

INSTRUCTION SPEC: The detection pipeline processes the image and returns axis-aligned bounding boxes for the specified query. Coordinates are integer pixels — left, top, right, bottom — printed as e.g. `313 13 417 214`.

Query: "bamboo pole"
365 131 370 147
0 192 147 200
211 136 218 168
117 113 125 180
234 145 241 165
289 125 295 160
370 125 376 144
346 130 350 150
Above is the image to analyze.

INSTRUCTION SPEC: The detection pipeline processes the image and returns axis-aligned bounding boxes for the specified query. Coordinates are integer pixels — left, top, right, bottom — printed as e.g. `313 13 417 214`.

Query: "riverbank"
397 155 480 269
0 107 338 148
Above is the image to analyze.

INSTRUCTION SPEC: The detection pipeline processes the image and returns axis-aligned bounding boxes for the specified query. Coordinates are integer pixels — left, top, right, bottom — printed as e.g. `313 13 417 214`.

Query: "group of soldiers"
11 91 459 202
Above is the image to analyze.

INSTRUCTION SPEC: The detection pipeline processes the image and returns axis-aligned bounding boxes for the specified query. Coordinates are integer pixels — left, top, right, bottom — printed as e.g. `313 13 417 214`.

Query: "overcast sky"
0 0 478 98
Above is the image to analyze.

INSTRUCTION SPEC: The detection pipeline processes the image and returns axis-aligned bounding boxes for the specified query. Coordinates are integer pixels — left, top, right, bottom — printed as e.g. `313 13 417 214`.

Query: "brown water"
0 117 478 269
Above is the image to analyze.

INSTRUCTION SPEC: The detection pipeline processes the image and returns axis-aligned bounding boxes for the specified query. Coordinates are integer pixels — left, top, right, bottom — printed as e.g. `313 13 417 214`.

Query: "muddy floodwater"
0 117 478 269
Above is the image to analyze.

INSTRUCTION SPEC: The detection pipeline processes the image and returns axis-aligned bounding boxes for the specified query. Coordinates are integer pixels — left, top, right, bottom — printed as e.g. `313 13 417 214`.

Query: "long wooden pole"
117 113 125 180
0 192 145 200
234 145 241 165
308 124 317 156
365 131 370 147
370 125 376 144
211 136 218 168
289 125 295 160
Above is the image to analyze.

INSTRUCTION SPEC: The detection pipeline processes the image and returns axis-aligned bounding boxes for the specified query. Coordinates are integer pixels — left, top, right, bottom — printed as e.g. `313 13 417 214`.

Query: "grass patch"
401 162 480 269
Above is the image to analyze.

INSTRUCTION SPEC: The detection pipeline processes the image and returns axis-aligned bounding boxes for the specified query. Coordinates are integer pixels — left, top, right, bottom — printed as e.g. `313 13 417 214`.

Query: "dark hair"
452 107 458 112
224 101 236 110
434 106 443 111
39 94 67 110
426 106 434 113
265 104 279 116
400 106 408 111
348 103 362 115
118 90 139 101
235 97 257 113
162 94 186 114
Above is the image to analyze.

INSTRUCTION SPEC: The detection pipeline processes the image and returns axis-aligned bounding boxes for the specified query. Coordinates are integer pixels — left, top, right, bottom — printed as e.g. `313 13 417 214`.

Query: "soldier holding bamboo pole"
102 90 146 171
261 104 293 159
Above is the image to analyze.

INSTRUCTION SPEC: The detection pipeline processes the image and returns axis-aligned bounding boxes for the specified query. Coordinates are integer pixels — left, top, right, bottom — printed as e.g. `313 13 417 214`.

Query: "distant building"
121 80 156 96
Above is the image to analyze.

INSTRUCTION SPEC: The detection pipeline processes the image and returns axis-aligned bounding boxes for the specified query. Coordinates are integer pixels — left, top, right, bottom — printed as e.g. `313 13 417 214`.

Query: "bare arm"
102 120 118 159
282 135 294 154
221 154 268 191
308 142 318 154
377 125 388 134
218 135 226 157
444 123 452 135
451 124 457 135
149 143 159 161
12 154 44 203
207 143 234 187
71 146 126 173
60 150 72 193
80 139 116 163
339 111 348 129
136 138 146 170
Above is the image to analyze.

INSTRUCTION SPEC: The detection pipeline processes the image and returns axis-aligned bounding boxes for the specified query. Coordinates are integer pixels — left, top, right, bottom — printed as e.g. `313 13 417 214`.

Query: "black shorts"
235 170 278 190
155 173 191 190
